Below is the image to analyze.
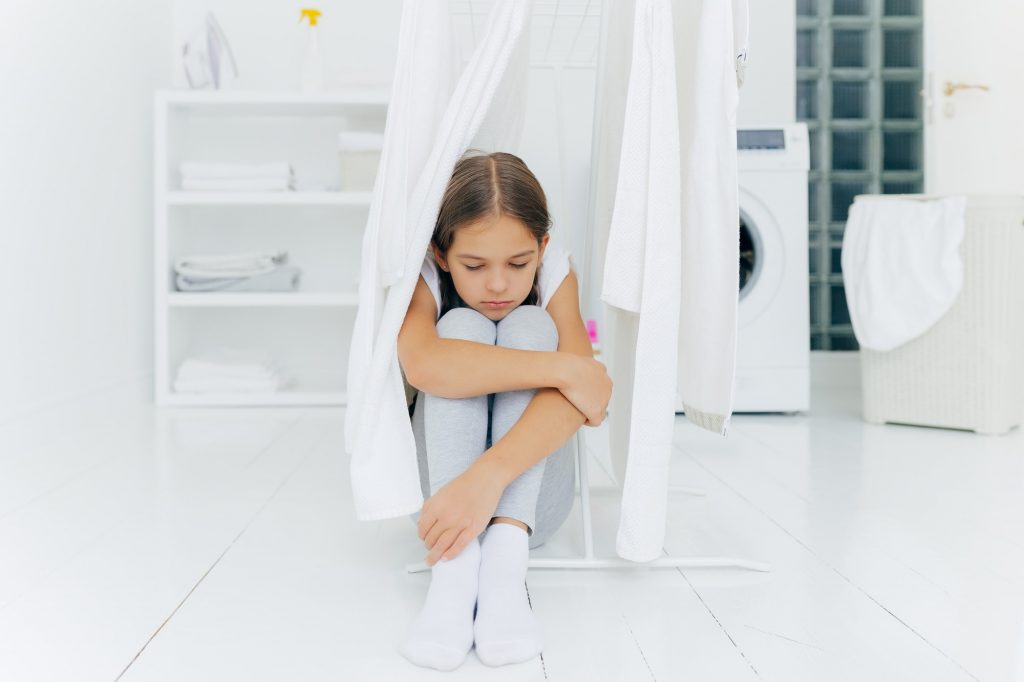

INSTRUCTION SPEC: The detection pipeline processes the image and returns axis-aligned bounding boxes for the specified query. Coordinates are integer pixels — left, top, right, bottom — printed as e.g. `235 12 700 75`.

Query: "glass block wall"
796 0 924 350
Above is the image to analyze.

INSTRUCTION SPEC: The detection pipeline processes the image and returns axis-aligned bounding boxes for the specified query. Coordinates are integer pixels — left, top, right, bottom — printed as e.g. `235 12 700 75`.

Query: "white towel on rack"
600 0 682 563
841 194 968 351
179 162 294 179
345 0 533 521
174 251 287 278
598 0 741 561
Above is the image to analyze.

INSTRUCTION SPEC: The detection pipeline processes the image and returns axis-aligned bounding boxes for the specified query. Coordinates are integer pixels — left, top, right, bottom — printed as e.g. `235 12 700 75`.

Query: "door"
923 0 1024 194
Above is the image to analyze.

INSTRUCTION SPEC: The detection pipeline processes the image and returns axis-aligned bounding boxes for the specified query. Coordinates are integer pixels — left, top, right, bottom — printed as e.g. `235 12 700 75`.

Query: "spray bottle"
586 319 601 356
298 8 326 92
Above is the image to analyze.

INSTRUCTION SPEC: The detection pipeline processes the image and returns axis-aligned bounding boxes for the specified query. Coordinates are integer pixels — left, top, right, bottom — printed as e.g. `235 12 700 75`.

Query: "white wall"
0 1 175 424
738 0 795 126
171 1 402 90
0 0 795 423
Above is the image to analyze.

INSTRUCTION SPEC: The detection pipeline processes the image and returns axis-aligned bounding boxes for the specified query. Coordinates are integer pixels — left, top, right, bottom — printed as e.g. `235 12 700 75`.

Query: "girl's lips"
483 301 511 308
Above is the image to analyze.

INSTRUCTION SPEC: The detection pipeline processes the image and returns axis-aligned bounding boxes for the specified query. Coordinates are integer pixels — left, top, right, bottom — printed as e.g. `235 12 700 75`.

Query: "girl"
396 150 612 671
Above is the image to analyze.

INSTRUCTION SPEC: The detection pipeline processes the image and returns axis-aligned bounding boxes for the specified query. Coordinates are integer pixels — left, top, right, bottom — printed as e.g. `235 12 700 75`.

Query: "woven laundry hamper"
858 194 1024 435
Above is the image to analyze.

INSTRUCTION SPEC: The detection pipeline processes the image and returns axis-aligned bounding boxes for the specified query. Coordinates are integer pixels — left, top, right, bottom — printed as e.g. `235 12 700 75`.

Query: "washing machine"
733 123 810 412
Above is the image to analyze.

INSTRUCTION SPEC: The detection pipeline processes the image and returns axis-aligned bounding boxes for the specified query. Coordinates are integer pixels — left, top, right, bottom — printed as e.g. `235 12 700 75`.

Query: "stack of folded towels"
179 162 295 192
173 348 294 393
173 250 302 292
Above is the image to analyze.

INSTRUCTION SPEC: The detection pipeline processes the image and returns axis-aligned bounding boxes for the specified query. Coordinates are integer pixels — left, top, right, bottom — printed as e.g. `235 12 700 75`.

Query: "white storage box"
337 131 384 190
859 195 1024 435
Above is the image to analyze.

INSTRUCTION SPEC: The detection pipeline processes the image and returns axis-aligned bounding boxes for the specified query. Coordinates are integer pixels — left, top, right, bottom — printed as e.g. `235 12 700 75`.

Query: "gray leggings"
408 305 577 550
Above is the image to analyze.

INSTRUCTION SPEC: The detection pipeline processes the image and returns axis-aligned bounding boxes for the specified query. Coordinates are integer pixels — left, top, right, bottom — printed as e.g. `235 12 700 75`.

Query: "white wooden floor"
1 354 1022 681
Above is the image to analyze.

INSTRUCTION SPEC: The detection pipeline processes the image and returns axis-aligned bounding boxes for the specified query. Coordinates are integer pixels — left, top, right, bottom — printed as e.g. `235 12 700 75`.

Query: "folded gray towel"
175 266 302 292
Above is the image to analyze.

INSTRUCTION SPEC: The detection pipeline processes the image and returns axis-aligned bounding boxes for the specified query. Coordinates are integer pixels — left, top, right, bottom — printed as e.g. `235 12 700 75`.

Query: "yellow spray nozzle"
300 8 322 26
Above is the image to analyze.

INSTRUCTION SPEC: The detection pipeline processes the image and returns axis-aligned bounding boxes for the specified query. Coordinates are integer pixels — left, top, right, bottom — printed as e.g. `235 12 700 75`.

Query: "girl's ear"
538 233 550 260
431 243 449 272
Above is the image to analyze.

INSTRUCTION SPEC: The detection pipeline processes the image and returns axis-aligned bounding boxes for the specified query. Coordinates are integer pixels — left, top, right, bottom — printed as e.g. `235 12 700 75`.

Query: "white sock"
400 537 481 671
473 523 544 666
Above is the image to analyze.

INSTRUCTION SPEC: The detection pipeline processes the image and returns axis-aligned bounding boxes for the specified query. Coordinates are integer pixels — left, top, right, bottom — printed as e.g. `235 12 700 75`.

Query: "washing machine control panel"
736 124 809 172
738 129 786 150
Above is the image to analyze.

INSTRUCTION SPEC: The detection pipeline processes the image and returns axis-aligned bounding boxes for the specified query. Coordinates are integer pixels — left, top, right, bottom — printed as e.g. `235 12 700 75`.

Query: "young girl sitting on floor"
396 150 612 671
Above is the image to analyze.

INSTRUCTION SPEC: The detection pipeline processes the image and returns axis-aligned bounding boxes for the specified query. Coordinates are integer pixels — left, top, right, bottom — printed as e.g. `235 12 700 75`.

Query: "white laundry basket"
859 194 1024 435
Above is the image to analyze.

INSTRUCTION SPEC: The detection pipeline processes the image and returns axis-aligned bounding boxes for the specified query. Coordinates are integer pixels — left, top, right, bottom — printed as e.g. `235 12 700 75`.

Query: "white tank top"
403 243 575 407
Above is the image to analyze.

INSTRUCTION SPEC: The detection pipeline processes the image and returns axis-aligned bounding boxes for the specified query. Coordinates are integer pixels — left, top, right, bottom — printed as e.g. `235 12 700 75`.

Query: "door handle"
942 81 991 97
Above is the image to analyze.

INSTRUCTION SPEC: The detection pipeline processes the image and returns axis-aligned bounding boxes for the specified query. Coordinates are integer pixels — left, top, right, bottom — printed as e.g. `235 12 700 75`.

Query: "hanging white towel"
841 194 968 351
597 0 742 562
345 0 533 521
676 0 742 436
371 0 461 289
600 0 683 563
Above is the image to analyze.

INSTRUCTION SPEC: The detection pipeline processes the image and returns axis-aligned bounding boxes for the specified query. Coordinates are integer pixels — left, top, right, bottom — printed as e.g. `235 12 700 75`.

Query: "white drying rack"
407 430 772 572
406 0 770 574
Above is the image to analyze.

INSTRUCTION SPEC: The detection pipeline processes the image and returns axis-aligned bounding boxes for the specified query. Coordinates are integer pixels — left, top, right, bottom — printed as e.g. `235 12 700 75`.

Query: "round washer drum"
736 186 786 328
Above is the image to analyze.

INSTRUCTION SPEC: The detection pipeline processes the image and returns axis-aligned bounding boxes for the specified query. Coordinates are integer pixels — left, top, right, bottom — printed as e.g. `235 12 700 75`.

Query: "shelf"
155 88 382 407
162 389 348 407
157 88 390 115
167 292 359 307
165 191 373 206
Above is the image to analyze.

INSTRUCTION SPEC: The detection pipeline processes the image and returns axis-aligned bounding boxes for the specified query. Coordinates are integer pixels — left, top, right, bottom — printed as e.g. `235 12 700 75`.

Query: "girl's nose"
486 275 507 293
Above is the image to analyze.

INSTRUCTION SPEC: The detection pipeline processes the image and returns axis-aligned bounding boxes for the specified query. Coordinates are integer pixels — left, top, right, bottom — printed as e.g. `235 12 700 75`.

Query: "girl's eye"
465 263 529 271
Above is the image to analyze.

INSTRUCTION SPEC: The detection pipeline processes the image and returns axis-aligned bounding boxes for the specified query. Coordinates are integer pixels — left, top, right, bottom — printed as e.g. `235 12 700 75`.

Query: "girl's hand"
417 460 505 567
558 354 613 427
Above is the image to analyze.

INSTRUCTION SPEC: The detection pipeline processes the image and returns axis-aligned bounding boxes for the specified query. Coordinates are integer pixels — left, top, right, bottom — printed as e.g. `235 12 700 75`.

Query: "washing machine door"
738 185 785 328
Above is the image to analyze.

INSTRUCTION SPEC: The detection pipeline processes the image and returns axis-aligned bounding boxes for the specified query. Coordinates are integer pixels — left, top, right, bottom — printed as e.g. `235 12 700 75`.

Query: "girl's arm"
417 271 613 565
398 274 578 398
472 271 608 488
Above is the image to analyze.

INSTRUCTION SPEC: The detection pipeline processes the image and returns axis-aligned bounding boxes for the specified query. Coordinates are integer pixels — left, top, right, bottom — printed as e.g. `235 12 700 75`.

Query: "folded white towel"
174 251 287 279
181 177 295 192
176 358 282 382
179 162 294 180
173 376 289 393
841 195 968 351
173 348 292 393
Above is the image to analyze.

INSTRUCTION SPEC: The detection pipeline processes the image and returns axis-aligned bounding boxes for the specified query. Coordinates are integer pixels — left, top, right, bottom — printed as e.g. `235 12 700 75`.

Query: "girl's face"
433 213 548 322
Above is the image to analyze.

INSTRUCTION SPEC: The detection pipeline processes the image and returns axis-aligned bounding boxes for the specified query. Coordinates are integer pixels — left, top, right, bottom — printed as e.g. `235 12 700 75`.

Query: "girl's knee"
496 305 558 351
436 306 496 344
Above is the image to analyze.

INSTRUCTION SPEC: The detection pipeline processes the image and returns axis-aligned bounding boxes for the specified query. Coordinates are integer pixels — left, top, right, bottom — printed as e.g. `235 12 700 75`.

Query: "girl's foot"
473 522 544 666
400 537 481 671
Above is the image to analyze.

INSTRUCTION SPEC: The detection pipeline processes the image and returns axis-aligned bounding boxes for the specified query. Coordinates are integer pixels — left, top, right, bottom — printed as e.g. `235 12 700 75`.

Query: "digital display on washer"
737 129 786 150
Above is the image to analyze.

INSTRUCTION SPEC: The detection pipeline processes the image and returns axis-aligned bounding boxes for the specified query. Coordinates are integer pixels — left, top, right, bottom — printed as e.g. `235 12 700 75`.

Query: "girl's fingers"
417 515 435 542
426 528 457 566
424 521 445 550
442 528 473 562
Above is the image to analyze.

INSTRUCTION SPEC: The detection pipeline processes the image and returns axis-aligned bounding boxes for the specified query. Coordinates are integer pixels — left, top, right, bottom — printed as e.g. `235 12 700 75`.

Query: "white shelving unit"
153 89 388 406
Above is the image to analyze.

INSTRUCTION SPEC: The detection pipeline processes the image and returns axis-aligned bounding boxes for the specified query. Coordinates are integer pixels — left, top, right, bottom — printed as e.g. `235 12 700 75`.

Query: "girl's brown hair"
432 150 552 318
